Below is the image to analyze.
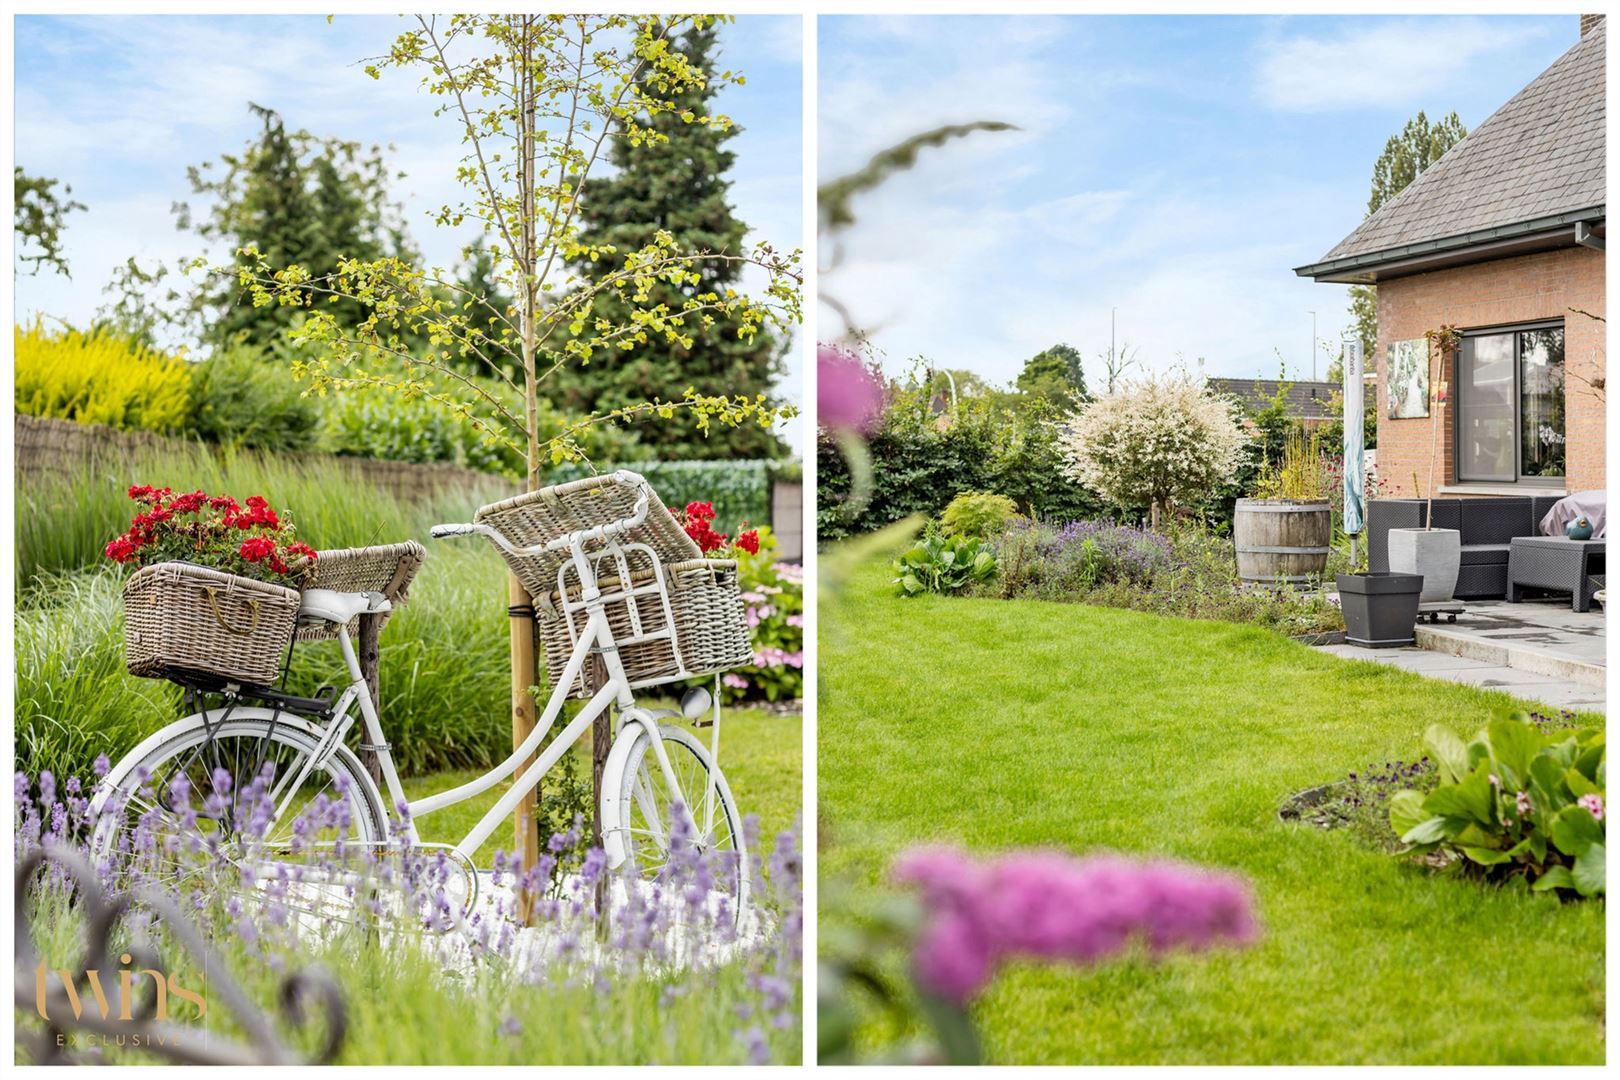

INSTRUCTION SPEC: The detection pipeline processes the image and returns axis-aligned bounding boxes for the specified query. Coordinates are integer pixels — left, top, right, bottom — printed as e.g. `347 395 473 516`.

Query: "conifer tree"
564 22 787 459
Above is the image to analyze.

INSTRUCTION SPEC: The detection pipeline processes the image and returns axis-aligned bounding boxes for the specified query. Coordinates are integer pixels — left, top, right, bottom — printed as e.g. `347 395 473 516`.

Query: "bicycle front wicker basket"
474 474 752 698
123 562 302 686
535 558 753 697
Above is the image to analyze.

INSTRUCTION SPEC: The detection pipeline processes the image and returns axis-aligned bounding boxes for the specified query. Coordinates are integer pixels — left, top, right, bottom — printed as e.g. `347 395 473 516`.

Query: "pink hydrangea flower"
893 847 1258 1004
722 673 749 690
1579 793 1603 821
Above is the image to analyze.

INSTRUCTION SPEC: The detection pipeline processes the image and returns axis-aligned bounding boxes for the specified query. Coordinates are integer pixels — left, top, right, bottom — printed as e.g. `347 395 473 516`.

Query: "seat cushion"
1460 543 1511 566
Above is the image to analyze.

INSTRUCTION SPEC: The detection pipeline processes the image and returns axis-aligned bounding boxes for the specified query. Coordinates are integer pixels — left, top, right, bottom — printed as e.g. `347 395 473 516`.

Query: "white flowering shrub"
1058 372 1248 527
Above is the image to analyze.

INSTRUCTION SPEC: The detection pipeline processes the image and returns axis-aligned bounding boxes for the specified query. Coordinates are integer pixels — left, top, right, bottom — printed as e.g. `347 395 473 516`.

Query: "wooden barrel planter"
1233 498 1331 585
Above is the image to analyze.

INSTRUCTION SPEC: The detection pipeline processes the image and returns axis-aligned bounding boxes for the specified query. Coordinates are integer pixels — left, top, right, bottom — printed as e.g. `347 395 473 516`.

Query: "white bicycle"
90 470 751 922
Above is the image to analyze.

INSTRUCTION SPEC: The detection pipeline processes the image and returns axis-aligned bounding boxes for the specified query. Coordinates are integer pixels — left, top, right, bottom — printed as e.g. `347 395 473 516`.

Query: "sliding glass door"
1456 323 1565 484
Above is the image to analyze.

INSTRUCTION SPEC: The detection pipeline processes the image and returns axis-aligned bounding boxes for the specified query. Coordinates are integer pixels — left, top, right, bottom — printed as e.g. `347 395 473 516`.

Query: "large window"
1455 322 1565 484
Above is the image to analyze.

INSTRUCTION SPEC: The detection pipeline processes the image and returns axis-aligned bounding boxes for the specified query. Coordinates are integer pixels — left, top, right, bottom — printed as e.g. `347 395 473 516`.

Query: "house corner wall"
1373 245 1605 498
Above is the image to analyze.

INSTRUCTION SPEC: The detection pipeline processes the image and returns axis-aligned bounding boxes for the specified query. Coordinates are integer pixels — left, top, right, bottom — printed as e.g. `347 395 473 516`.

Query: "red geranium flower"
239 536 277 563
735 529 760 555
104 536 137 563
168 490 208 514
106 485 306 584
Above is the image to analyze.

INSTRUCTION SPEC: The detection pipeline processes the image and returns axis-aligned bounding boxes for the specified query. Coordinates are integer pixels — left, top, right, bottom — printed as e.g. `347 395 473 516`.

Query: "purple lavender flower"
893 847 1258 1004
1037 519 1177 584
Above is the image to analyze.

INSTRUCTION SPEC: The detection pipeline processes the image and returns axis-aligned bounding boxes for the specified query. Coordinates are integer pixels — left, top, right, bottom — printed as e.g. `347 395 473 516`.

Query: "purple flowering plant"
819 845 1258 1065
16 765 805 1064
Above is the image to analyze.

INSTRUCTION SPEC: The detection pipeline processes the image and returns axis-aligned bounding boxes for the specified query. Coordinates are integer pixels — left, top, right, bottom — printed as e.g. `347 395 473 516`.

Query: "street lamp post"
1307 310 1318 381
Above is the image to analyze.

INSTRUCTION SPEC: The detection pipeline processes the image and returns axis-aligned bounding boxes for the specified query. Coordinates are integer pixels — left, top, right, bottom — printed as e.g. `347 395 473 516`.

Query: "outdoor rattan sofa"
1366 497 1569 600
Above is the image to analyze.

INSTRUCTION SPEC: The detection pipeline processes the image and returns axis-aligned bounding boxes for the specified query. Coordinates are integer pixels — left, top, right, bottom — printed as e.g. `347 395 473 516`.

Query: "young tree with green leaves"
209 14 800 897
1348 111 1467 360
14 168 85 278
222 16 799 483
562 20 788 460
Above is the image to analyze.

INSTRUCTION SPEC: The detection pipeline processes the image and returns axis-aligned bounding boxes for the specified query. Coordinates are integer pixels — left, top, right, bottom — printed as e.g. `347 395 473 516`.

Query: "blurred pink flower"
893 847 1258 1004
722 673 749 690
818 344 883 434
1579 793 1603 821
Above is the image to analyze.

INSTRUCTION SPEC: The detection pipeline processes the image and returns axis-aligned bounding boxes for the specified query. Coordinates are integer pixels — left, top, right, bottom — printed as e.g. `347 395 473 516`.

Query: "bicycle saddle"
299 588 392 625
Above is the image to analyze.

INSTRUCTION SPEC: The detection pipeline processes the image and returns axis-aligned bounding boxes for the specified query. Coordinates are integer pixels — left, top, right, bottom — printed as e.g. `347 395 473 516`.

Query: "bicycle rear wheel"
90 715 390 927
601 723 749 923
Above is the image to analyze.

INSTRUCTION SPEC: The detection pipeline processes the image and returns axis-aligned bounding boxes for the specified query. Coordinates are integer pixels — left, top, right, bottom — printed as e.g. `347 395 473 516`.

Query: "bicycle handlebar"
431 470 651 557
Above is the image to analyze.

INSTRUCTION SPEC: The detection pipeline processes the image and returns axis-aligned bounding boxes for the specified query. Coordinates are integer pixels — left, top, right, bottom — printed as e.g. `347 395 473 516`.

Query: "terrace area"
1321 598 1605 713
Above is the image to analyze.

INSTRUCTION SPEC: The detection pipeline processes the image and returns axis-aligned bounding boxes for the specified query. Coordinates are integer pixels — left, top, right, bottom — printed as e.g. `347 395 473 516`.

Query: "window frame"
1454 318 1566 485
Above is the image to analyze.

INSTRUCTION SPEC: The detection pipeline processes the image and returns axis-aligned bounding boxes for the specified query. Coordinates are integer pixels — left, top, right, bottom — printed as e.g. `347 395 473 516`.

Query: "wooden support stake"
509 572 540 925
357 613 384 790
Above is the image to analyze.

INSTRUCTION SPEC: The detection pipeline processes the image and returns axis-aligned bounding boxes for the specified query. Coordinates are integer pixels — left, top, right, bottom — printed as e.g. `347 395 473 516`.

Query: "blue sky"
13 13 804 435
819 13 1578 388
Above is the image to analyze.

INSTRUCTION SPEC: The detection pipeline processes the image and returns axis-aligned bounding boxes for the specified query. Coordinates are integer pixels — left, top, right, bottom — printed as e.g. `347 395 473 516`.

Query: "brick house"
1295 14 1605 500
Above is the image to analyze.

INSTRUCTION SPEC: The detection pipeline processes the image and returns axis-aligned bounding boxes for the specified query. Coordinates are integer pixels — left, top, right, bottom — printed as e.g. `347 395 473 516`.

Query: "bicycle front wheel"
601 723 748 920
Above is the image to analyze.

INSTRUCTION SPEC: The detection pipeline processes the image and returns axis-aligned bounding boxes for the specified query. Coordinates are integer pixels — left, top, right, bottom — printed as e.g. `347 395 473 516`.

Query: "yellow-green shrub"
14 322 191 434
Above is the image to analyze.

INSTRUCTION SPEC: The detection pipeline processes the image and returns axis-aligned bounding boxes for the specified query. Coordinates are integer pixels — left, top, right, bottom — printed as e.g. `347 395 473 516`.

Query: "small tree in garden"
220 15 800 480
1058 371 1246 529
202 14 801 905
1421 324 1460 528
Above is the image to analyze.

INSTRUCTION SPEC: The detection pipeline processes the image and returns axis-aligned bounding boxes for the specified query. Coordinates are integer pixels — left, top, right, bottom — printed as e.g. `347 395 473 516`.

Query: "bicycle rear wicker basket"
474 473 752 698
123 562 302 686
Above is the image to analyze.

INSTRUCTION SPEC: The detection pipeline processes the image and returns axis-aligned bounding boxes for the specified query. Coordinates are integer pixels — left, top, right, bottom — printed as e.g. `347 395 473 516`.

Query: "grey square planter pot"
1337 572 1423 648
1386 527 1461 603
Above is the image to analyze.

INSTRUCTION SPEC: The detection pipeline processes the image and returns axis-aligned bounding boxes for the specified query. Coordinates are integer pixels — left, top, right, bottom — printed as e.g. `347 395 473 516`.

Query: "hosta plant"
892 534 996 597
1389 715 1605 897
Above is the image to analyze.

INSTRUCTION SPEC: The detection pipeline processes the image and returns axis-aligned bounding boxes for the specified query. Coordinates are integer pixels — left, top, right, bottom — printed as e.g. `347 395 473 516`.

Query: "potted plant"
106 485 316 687
1234 428 1332 585
1336 570 1424 648
1386 326 1461 604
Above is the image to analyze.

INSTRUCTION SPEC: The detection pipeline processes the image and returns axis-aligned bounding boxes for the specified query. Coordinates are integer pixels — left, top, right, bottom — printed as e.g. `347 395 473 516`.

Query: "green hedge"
817 394 1110 542
552 459 775 534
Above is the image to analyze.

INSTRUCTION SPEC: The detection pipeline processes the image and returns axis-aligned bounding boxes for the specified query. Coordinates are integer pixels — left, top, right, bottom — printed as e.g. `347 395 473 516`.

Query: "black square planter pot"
1336 572 1423 648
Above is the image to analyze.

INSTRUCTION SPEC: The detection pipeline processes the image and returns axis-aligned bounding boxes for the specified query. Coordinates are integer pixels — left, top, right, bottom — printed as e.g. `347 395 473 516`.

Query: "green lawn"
819 556 1605 1065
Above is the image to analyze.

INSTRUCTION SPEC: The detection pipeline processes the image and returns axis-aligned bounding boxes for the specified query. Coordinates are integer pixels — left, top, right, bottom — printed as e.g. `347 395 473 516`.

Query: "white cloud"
1254 17 1547 112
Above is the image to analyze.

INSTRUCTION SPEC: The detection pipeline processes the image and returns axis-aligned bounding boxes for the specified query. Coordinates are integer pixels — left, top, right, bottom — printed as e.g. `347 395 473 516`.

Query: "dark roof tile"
1312 19 1604 267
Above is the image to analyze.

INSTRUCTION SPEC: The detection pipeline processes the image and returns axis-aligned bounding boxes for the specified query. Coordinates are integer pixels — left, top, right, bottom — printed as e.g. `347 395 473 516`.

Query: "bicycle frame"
293 513 707 866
